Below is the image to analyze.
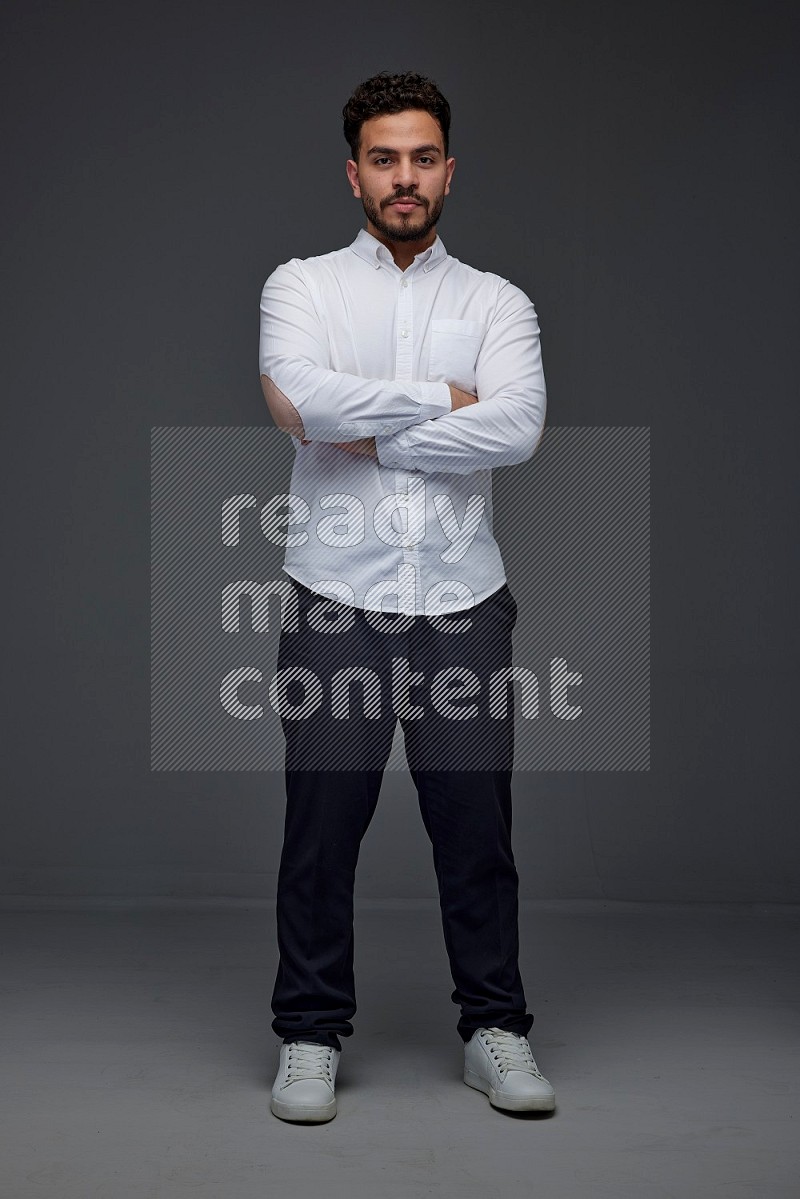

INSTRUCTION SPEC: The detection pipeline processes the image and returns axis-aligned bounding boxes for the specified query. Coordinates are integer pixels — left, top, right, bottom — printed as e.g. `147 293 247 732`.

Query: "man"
259 71 553 1123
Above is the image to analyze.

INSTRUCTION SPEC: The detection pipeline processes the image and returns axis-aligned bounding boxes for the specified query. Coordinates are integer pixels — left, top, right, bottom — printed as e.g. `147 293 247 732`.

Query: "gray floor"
1 899 798 1199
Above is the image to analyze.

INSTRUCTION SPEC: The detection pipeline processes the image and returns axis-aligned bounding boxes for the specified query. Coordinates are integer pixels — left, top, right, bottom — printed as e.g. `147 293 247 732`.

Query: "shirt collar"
349 226 447 273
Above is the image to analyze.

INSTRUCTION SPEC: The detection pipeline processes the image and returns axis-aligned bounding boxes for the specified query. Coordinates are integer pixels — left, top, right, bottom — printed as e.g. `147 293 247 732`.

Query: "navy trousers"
270 576 534 1052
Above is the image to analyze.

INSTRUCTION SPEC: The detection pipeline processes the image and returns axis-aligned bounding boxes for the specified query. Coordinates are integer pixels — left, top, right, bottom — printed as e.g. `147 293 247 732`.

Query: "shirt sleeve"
259 259 452 441
373 280 547 476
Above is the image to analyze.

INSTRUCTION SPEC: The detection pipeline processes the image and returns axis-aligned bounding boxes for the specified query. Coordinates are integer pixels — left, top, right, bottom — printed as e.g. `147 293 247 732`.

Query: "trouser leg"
410 766 533 1042
270 580 402 1050
271 767 385 1051
404 582 534 1042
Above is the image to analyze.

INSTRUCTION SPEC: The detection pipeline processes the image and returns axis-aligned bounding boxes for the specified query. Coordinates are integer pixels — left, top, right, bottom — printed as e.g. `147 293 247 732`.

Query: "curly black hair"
342 71 451 162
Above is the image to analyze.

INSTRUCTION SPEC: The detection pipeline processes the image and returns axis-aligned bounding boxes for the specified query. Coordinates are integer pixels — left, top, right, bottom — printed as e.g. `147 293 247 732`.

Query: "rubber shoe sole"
270 1092 337 1123
464 1065 556 1112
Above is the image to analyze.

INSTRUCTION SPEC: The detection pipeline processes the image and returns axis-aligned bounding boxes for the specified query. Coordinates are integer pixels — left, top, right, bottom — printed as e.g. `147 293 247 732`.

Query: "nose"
392 157 419 190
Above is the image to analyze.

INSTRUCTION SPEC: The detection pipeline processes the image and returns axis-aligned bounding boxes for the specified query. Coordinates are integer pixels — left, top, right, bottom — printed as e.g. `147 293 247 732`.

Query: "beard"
361 190 445 243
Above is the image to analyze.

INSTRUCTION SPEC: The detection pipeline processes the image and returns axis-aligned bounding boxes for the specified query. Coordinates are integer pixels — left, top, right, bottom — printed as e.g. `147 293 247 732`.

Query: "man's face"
346 109 455 244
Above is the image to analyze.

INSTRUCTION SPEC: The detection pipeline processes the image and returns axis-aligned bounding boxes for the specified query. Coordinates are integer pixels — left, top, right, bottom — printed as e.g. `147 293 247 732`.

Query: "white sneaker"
464 1027 556 1112
270 1040 340 1123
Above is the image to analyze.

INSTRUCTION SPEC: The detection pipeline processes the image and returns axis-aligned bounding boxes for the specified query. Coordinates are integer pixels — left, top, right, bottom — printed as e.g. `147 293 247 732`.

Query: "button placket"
392 268 414 430
395 269 414 381
392 270 422 593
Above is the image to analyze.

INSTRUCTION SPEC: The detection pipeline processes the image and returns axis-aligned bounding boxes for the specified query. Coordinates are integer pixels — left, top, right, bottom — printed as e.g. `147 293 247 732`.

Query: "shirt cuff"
375 427 415 469
418 380 452 421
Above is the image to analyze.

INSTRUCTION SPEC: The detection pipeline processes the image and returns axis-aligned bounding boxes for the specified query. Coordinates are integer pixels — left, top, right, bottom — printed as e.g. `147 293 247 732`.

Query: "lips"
389 199 421 207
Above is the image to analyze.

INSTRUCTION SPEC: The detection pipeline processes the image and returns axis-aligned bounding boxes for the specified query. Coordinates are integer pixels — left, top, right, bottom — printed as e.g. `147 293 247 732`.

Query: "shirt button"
401 280 408 288
401 329 409 338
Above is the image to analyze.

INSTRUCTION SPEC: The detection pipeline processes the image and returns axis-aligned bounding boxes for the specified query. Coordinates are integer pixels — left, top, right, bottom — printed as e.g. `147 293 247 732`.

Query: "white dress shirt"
258 227 546 616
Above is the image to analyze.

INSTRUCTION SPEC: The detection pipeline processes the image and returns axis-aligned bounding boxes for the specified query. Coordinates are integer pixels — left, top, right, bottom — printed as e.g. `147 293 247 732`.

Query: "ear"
345 159 361 198
444 155 455 196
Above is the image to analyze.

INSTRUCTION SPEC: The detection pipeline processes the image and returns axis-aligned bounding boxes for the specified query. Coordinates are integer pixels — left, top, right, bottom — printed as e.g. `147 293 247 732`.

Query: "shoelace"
481 1027 547 1079
285 1042 335 1082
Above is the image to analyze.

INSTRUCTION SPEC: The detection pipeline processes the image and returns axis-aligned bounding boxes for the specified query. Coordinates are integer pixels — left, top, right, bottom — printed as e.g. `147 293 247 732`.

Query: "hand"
449 384 479 411
330 436 378 459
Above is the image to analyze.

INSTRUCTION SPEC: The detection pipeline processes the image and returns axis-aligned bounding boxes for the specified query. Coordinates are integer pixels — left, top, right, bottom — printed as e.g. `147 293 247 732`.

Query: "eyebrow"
365 144 442 157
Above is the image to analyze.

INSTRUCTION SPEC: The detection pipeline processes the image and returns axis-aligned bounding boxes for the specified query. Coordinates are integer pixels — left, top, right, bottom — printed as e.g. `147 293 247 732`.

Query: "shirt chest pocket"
427 318 486 394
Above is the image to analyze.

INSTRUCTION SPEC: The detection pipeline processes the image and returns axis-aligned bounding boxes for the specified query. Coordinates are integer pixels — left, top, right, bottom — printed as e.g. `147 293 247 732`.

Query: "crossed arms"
259 376 478 459
258 259 547 476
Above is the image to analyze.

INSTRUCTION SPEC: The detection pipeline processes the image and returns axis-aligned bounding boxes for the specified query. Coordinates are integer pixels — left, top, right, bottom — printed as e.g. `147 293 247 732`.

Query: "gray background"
2 0 797 901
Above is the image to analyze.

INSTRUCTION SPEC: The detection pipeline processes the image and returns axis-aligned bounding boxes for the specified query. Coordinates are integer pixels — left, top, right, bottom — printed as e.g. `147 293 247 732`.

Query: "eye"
372 156 435 166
